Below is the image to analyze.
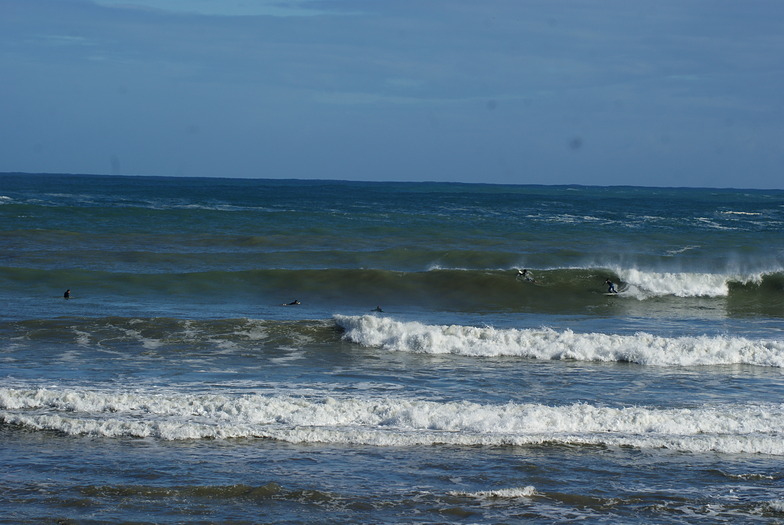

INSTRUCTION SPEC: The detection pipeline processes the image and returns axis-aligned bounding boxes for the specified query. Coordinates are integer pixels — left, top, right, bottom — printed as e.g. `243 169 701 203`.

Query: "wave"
1 387 782 455
0 317 340 352
2 265 782 312
617 269 737 298
3 314 783 368
335 315 784 368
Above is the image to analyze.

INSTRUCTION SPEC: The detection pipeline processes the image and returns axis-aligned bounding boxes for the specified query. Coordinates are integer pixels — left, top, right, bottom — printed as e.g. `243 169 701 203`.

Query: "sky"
1 0 783 188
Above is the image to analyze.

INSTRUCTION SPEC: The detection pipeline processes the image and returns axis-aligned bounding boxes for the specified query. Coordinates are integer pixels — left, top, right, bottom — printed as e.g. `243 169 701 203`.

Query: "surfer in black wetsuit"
517 269 535 282
372 306 383 312
285 299 301 306
605 279 617 294
63 289 71 299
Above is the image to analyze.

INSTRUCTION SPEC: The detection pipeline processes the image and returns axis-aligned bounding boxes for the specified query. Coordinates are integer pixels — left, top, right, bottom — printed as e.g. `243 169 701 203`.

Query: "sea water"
1 173 783 523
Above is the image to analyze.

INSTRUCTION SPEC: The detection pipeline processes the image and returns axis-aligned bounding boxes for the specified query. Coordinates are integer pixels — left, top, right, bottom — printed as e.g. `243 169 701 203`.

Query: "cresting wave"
615 268 773 298
2 387 783 455
4 315 783 368
2 265 782 308
335 315 784 367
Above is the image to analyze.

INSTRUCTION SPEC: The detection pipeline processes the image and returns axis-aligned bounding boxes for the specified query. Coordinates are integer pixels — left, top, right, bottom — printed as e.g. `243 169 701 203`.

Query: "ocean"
1 173 783 524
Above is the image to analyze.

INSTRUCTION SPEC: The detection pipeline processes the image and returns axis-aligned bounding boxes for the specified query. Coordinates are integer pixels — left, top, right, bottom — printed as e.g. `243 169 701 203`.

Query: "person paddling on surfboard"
605 279 617 294
517 269 535 282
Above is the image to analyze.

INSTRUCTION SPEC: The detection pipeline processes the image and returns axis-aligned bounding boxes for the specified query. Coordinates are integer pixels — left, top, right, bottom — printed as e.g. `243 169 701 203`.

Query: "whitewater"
2 386 783 456
1 174 783 524
336 315 784 367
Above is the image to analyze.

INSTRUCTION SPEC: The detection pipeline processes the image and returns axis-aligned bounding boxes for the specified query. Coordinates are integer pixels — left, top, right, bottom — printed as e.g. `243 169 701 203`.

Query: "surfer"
283 299 301 306
63 289 71 299
605 279 617 294
372 306 383 312
517 269 535 282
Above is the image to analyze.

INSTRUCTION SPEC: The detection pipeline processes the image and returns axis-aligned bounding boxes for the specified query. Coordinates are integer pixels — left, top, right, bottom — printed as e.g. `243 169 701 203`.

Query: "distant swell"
335 315 784 368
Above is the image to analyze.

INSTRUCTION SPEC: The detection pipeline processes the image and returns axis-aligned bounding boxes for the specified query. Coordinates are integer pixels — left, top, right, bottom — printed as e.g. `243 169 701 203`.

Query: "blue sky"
2 0 783 188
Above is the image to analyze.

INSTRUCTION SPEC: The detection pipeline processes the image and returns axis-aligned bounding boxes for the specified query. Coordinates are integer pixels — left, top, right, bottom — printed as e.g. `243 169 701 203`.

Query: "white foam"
616 268 732 298
721 210 761 216
269 348 306 364
335 315 784 368
234 320 270 341
72 329 92 347
450 486 537 498
695 217 736 230
120 327 163 349
665 245 701 256
1 387 783 455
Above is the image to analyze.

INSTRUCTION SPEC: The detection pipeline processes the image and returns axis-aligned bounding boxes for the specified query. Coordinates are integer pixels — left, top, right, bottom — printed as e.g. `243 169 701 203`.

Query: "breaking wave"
4 315 783 368
335 315 784 367
2 265 782 315
2 387 782 455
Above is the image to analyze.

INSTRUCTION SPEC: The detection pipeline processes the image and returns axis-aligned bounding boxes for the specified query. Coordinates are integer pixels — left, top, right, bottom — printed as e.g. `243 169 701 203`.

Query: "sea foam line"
450 486 537 499
335 315 784 368
1 387 783 454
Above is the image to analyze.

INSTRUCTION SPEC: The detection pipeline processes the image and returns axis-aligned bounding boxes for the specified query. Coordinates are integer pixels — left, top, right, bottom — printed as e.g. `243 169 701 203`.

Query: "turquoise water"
1 173 783 523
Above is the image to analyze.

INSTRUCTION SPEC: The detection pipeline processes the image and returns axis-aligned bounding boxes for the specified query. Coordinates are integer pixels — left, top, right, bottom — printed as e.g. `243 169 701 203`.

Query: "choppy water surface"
1 174 783 523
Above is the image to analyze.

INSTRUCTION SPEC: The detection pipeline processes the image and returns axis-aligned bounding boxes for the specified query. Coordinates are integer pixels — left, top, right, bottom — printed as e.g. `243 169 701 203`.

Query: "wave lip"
1 387 783 455
335 315 784 368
